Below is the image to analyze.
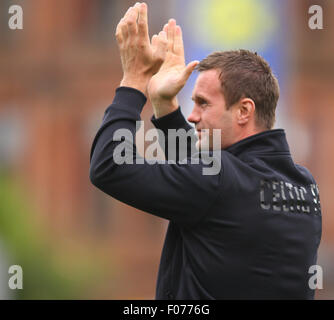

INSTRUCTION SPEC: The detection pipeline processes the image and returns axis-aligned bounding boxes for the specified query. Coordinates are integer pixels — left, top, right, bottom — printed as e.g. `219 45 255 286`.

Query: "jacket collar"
224 129 291 157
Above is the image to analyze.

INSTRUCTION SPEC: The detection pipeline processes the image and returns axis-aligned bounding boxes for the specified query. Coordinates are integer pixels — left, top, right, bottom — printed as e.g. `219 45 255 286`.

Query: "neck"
224 126 265 149
238 127 264 142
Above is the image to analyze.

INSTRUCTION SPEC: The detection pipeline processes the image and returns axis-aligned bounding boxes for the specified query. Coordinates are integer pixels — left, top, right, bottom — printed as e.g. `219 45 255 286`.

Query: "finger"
167 19 176 51
153 32 168 64
133 2 141 19
151 34 158 47
174 25 184 56
120 18 129 42
152 31 167 52
152 31 167 50
116 6 133 44
126 7 138 38
163 23 168 33
138 2 149 43
115 20 123 44
159 30 167 42
181 60 199 82
123 6 133 19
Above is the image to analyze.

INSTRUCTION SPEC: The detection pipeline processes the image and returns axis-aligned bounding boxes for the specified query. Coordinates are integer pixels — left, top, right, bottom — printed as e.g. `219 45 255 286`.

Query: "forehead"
192 69 223 99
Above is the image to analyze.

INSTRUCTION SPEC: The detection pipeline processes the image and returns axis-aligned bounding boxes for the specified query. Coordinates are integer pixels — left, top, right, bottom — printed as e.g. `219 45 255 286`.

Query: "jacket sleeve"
151 108 198 162
89 87 222 226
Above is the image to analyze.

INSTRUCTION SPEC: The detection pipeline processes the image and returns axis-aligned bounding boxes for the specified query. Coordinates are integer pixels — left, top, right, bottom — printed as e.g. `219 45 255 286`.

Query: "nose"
187 106 201 124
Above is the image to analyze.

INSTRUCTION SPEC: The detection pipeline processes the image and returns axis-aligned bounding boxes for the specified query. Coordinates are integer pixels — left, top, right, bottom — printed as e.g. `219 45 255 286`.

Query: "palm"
149 53 186 100
148 21 198 103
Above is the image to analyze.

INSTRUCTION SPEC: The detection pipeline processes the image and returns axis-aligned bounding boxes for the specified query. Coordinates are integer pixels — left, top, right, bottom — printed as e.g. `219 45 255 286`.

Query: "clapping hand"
115 3 168 95
148 19 199 118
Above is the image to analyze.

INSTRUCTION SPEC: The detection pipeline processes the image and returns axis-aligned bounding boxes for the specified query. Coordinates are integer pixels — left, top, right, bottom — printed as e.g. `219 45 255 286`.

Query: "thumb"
181 60 199 82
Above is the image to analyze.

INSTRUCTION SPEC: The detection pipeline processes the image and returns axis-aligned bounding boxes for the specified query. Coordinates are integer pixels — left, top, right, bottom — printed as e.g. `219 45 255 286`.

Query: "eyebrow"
191 94 209 102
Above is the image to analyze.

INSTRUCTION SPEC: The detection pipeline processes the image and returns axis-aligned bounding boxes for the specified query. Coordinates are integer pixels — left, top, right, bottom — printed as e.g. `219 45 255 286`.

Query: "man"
90 3 322 299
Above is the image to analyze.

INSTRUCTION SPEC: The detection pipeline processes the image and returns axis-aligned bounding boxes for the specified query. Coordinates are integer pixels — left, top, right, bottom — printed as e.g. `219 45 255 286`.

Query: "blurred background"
0 0 333 299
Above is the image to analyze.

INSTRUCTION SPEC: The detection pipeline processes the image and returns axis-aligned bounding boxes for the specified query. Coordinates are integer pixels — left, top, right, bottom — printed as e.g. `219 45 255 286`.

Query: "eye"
199 99 208 107
191 97 209 107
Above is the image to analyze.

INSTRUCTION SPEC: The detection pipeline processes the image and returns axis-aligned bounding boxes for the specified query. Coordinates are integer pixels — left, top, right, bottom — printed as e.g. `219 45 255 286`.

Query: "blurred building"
288 0 334 298
0 0 333 299
0 0 172 299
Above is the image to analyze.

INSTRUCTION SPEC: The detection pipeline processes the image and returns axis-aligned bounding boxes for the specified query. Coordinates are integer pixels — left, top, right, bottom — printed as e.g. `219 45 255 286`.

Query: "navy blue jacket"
90 87 322 299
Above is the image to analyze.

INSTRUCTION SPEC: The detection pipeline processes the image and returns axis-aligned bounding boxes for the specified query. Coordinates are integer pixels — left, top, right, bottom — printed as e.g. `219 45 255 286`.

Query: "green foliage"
0 171 107 299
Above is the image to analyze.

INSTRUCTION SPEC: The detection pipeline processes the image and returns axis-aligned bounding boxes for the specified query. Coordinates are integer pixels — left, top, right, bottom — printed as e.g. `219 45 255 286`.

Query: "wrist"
151 96 179 118
120 75 151 96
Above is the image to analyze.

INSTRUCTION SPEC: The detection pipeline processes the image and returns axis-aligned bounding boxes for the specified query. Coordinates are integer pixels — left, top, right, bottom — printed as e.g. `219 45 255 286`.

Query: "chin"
195 139 202 151
196 137 211 151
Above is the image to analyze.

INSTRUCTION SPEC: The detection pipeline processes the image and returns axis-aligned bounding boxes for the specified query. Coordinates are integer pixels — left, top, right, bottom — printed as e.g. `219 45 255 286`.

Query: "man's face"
188 69 235 150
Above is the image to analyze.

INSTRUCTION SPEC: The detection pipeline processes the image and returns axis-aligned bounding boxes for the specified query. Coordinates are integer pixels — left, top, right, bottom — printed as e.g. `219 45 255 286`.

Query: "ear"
236 98 255 126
